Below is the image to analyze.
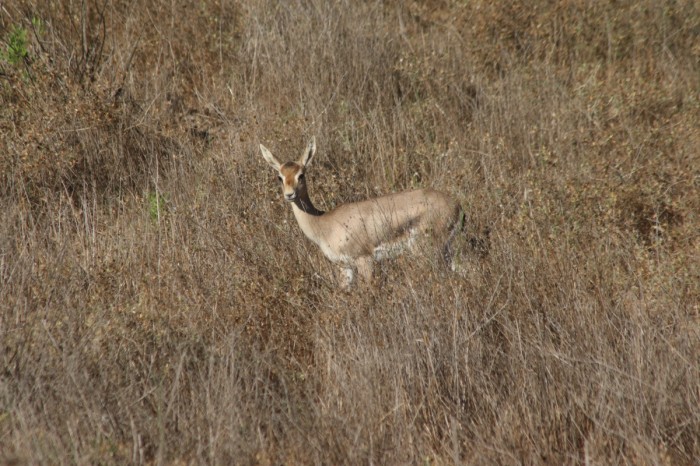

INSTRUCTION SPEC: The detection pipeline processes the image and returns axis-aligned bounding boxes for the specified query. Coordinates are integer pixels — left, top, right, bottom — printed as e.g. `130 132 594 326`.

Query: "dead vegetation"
1 0 699 463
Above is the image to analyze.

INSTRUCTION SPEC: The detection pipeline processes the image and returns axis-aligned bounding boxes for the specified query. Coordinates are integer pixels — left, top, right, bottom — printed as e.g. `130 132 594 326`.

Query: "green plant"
148 191 168 222
2 25 29 65
31 16 45 36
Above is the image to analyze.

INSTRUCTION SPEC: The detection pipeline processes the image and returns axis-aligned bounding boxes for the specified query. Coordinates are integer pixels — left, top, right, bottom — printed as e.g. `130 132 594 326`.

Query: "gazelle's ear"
259 144 281 171
299 136 316 167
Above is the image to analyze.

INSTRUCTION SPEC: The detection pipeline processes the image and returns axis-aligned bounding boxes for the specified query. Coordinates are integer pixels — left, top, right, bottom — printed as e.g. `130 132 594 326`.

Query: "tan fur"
260 137 462 288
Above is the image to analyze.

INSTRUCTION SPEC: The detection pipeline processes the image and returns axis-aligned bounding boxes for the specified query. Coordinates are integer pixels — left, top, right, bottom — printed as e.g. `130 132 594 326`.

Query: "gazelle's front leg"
355 256 373 284
340 266 355 290
337 256 373 289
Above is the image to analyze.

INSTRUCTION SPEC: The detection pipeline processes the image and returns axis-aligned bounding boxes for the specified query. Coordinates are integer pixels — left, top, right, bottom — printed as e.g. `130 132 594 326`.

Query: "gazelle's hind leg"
443 231 457 270
443 209 466 270
337 256 373 290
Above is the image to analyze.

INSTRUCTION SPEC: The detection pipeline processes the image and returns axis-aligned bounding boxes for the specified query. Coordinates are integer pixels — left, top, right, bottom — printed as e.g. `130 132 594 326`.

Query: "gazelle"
259 137 463 288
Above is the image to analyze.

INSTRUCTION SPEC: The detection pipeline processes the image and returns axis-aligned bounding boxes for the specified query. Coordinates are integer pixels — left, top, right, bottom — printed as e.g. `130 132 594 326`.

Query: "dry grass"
1 0 699 464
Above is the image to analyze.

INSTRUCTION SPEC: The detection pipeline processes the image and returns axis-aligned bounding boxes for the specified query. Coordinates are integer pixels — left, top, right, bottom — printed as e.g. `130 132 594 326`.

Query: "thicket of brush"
1 0 698 463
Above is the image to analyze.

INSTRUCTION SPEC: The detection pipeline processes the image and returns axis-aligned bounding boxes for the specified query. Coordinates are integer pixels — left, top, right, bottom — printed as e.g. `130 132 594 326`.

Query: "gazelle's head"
259 137 316 203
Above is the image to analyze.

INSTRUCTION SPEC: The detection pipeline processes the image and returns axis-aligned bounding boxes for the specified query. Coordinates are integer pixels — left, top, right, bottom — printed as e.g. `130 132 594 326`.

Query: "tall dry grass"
1 0 699 464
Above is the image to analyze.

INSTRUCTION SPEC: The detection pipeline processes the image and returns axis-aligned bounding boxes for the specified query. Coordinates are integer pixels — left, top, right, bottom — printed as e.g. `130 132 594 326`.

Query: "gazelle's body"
260 138 462 288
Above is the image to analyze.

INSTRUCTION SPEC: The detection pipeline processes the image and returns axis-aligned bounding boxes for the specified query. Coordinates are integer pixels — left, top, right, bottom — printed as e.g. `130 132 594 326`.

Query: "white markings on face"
278 163 304 201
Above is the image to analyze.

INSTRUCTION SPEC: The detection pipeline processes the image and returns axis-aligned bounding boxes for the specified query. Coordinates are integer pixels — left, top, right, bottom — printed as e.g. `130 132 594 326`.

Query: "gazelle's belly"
373 229 418 261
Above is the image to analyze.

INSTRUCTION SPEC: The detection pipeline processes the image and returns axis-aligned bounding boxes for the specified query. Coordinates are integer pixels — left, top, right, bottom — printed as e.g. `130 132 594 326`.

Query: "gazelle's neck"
291 195 324 217
290 194 325 245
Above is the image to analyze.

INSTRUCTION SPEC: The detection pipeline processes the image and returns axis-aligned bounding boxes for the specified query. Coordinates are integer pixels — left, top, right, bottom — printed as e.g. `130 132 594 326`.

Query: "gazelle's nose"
284 192 297 202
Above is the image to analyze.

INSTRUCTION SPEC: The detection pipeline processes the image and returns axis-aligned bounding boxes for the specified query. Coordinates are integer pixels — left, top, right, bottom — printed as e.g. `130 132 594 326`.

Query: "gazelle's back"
319 188 460 258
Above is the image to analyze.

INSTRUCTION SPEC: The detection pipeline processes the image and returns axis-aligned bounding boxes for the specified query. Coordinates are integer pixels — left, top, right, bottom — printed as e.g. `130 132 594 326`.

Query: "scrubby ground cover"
1 0 699 463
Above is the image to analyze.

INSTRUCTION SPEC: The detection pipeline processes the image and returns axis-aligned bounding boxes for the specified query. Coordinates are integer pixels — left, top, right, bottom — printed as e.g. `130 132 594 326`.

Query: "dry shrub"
1 0 699 464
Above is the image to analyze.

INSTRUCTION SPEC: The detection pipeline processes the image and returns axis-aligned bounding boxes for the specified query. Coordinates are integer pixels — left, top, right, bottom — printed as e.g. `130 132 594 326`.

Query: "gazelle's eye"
277 175 283 182
298 173 305 181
